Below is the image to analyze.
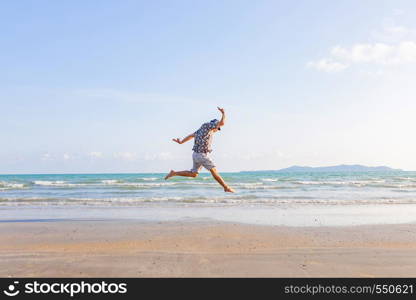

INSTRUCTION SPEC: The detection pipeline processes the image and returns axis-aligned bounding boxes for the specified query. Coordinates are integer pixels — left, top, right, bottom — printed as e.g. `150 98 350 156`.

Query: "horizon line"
0 167 413 176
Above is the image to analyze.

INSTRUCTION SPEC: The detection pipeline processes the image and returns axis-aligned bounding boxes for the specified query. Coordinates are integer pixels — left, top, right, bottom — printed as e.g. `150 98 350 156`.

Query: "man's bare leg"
165 170 198 180
209 167 235 193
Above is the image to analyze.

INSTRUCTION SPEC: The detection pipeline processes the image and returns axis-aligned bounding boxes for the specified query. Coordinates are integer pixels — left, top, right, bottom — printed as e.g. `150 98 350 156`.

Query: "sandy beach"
1 220 416 277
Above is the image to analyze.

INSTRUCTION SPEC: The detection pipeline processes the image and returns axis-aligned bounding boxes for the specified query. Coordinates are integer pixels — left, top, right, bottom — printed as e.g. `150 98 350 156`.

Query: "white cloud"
113 152 138 161
398 41 416 62
330 41 416 65
63 153 71 160
88 151 104 159
41 153 52 161
308 18 416 72
372 24 412 42
306 59 348 73
332 43 393 64
384 25 408 36
144 152 174 161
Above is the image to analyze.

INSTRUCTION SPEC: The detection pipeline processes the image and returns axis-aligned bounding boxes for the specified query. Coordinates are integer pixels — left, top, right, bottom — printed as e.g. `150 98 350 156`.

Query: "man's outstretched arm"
217 107 226 128
172 133 195 144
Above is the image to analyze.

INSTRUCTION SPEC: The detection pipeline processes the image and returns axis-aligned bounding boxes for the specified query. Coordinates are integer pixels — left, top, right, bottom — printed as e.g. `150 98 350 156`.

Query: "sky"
1 0 416 174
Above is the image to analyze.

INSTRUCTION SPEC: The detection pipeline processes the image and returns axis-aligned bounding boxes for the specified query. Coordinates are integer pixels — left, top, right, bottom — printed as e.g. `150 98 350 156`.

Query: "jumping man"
164 107 235 193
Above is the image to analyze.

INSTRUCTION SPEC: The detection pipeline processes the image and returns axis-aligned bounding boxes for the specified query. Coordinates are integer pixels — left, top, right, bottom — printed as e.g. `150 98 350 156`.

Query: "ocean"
1 171 415 207
1 171 416 226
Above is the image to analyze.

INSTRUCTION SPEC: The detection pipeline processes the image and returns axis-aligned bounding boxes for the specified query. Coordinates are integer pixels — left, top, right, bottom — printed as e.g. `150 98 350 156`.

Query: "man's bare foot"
224 186 235 193
164 170 175 180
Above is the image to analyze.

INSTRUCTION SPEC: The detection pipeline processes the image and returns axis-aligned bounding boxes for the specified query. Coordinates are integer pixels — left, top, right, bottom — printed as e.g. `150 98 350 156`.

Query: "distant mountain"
274 164 402 172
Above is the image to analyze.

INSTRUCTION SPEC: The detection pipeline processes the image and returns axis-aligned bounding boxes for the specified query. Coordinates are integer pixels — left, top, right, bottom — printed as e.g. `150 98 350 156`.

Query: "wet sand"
1 220 416 277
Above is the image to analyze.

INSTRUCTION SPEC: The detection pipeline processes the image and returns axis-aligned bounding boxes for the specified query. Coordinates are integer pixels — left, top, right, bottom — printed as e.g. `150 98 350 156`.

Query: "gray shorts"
190 152 216 173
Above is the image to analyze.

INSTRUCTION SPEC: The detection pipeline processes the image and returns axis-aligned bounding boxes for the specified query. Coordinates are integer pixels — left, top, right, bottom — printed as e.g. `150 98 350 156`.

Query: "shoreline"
1 204 416 227
1 219 416 277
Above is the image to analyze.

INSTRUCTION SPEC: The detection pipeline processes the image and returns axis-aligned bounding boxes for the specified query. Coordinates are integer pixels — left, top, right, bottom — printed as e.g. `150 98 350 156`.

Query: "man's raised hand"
217 107 225 114
172 138 182 144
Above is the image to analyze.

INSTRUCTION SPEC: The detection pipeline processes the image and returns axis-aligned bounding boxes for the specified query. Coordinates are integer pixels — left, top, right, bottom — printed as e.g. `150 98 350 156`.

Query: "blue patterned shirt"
192 119 219 153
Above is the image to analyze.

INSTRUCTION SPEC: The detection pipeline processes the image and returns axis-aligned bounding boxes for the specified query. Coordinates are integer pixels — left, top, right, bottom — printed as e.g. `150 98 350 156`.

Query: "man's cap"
210 119 220 130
